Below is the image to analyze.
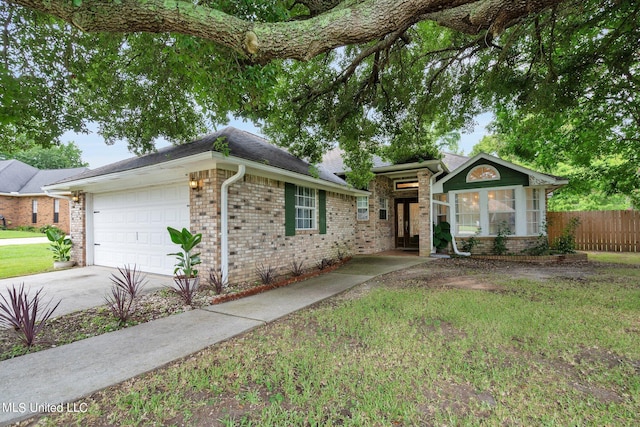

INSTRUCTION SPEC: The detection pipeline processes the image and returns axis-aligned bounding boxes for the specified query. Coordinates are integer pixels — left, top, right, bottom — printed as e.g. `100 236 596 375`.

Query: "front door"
395 198 419 249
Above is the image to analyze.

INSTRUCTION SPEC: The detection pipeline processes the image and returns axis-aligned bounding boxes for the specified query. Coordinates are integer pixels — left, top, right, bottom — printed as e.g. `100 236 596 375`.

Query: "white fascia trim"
372 159 442 175
42 153 213 192
210 152 370 196
0 192 51 197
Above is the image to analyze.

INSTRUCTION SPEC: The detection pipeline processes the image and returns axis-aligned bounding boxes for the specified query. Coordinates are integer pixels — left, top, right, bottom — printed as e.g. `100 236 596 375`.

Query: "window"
433 193 448 224
32 199 38 224
357 196 369 221
466 165 500 182
526 188 542 235
295 186 316 230
455 192 480 236
395 180 419 190
488 189 515 234
379 197 389 220
285 184 326 236
53 199 60 223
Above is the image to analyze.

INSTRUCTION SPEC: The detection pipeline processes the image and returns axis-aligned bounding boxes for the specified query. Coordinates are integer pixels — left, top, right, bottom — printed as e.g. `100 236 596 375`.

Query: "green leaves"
167 227 202 277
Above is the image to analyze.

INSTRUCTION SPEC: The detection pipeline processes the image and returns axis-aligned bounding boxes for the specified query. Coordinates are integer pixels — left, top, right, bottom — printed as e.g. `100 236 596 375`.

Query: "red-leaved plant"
0 284 60 347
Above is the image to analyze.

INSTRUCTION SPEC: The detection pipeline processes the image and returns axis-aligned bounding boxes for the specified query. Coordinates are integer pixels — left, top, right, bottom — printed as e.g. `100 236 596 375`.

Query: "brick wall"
417 170 432 257
190 168 358 284
355 176 395 254
0 195 71 233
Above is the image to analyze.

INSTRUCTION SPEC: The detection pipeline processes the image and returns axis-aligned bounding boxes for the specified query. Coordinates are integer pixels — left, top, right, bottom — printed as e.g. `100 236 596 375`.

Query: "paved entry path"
0 255 429 426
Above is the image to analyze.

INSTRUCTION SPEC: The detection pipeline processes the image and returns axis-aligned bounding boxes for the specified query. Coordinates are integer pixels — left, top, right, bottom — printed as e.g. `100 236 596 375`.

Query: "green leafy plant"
0 284 60 347
433 222 452 251
492 222 512 255
167 227 202 278
552 217 581 254
459 230 480 253
525 222 550 256
45 228 72 262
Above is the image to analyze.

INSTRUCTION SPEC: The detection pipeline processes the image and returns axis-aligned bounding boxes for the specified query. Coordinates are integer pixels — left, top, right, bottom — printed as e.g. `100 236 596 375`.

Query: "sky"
63 114 493 169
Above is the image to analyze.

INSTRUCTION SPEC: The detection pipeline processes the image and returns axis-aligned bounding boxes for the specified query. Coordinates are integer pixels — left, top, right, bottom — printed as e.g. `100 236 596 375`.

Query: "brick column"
417 170 432 257
69 194 86 267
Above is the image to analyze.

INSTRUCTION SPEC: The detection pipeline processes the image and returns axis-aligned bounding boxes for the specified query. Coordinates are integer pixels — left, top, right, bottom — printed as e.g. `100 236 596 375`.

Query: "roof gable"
0 160 86 194
433 153 568 193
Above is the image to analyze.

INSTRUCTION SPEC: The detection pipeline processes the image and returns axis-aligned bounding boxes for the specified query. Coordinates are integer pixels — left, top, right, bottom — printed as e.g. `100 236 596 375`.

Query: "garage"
92 183 190 275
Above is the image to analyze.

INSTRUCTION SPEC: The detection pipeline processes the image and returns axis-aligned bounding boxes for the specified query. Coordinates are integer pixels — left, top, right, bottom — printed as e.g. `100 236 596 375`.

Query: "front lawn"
588 251 640 265
33 258 640 426
0 229 45 239
0 244 53 279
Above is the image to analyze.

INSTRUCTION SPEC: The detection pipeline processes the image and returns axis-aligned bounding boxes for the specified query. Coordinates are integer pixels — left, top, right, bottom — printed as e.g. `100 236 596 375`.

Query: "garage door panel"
93 183 189 275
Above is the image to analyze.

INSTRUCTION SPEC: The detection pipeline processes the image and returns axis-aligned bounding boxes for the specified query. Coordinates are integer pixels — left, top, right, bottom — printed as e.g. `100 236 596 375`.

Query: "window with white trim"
455 192 480 236
53 199 60 223
466 165 500 182
295 186 316 230
379 197 389 220
357 196 369 221
526 188 543 235
32 199 38 224
488 189 516 234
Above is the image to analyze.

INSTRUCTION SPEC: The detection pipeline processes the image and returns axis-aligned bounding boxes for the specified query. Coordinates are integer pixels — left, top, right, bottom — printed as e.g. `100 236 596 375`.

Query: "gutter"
430 166 470 257
220 165 245 285
43 189 74 202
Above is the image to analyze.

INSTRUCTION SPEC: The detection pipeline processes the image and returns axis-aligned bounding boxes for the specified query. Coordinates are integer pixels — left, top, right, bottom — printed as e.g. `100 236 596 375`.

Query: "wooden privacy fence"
547 210 640 252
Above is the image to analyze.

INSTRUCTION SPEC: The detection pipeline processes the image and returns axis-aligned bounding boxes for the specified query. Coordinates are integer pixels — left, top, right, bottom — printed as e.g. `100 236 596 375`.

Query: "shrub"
433 222 453 251
0 284 60 347
552 217 581 254
104 286 134 326
493 222 512 255
208 269 227 294
110 264 147 300
172 276 200 306
167 227 202 278
289 259 305 277
256 263 277 285
45 228 72 262
317 258 334 270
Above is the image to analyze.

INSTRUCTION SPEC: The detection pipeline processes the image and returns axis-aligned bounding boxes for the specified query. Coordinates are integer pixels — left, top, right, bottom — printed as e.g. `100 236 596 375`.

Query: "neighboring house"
44 127 567 283
0 160 88 233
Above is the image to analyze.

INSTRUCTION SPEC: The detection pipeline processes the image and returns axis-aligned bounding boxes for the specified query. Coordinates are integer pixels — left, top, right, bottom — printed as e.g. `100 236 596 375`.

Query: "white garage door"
93 184 190 275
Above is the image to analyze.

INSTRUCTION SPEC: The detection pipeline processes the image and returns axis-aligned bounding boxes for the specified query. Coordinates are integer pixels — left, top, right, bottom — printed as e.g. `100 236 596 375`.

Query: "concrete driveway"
0 266 173 318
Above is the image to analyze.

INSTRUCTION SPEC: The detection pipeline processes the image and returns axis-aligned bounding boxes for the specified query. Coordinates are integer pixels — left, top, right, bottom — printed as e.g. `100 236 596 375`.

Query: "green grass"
587 251 640 265
0 244 53 278
0 229 45 239
36 262 640 426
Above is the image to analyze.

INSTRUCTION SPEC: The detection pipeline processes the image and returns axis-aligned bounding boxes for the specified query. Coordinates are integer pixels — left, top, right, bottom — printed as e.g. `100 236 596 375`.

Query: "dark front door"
395 198 419 249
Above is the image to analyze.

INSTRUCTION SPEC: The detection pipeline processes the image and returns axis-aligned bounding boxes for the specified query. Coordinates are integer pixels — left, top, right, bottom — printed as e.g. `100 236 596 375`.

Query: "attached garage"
91 184 189 275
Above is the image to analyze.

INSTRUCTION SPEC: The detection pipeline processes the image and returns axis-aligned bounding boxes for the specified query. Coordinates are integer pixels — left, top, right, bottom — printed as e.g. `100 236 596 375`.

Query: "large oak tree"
1 0 639 193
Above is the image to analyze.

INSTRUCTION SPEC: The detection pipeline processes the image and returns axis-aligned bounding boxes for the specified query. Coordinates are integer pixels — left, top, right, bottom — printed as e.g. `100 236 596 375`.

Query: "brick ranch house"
44 127 567 283
0 159 88 233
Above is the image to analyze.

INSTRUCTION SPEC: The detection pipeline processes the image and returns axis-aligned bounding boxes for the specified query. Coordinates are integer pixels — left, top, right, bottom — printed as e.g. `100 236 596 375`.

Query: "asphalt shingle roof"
0 160 87 194
54 127 347 187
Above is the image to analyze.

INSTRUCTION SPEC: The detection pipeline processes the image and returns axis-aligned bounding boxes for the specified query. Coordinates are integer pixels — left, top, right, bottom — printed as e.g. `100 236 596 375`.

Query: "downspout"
429 166 470 257
220 165 246 285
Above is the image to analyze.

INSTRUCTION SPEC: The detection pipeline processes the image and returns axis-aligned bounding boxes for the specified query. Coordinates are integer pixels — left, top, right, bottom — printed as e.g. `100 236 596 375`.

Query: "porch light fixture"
71 192 80 203
189 177 201 191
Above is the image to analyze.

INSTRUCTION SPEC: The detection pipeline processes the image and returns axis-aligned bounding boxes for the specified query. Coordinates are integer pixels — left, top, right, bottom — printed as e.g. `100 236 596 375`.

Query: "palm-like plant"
167 227 202 278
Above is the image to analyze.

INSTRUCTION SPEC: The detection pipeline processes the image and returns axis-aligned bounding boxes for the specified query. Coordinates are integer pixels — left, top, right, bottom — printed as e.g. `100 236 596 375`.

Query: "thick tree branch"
8 0 564 63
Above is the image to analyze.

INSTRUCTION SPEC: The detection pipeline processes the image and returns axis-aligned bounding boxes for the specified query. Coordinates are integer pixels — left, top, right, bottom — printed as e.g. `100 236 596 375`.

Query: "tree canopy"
0 142 88 169
1 0 638 192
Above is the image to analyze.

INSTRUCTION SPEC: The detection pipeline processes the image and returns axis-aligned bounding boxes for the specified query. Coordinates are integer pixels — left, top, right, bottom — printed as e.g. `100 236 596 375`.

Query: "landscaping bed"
470 252 589 264
0 259 351 361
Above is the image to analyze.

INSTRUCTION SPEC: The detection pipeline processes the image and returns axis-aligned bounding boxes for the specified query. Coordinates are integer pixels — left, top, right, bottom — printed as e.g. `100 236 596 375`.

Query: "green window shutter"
285 183 296 236
319 190 327 235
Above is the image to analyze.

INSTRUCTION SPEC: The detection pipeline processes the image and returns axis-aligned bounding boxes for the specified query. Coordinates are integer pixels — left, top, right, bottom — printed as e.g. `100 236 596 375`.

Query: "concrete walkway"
0 255 428 426
0 266 173 318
